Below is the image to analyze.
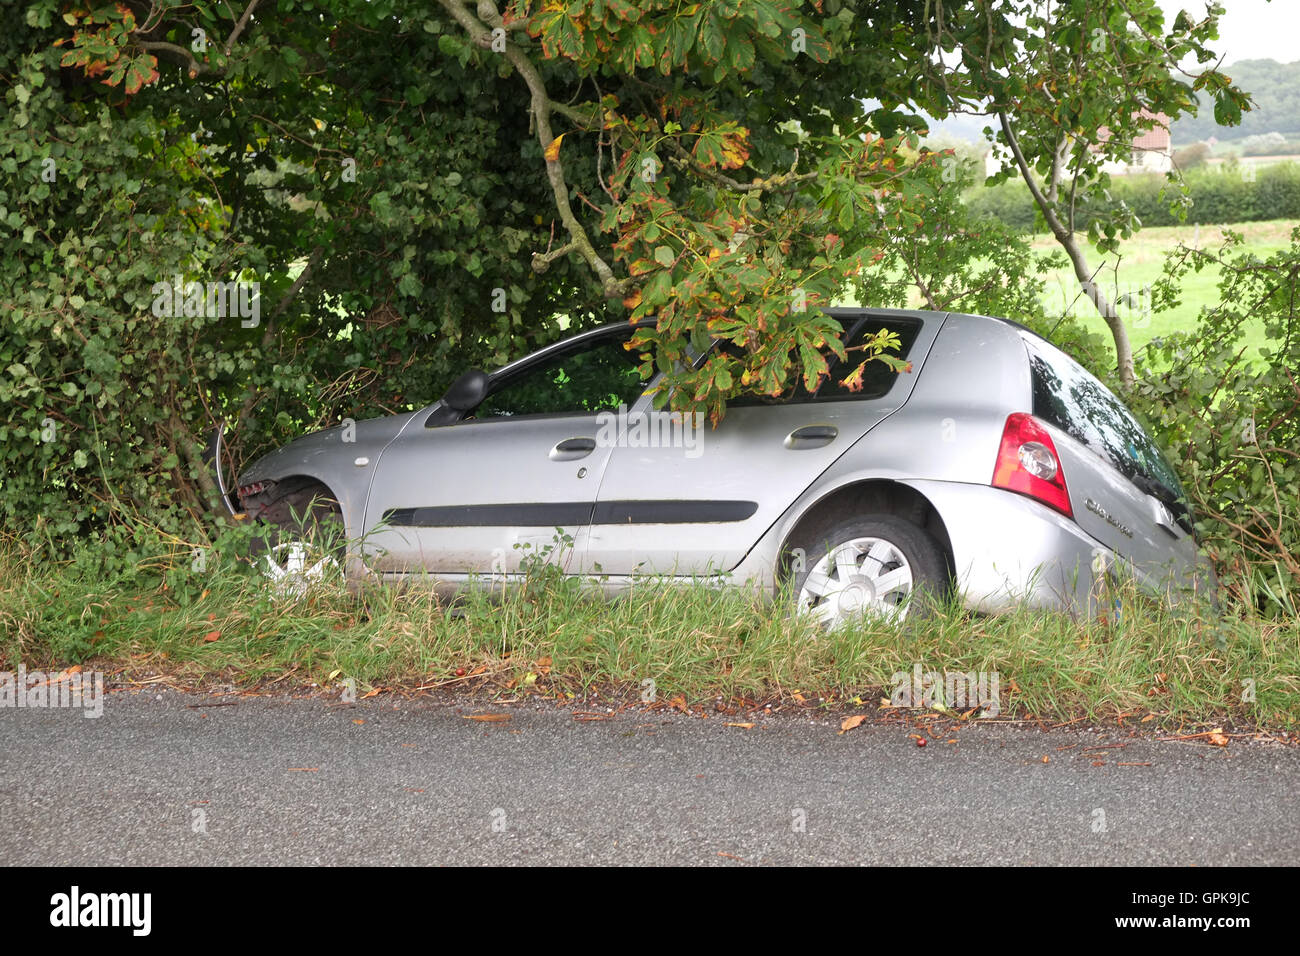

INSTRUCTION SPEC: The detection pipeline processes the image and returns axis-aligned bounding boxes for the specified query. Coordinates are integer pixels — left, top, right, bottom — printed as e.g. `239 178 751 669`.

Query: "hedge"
967 162 1300 231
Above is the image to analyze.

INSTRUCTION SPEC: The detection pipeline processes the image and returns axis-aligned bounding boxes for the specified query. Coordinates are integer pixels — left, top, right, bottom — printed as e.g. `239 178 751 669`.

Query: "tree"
4 0 1250 543
883 0 1250 388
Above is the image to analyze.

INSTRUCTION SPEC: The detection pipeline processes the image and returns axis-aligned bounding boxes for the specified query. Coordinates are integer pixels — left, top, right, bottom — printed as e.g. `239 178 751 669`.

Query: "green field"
1032 219 1299 361
846 219 1298 363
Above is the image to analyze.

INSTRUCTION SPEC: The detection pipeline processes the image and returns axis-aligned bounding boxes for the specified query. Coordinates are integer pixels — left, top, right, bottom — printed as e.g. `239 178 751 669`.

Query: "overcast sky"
1162 0 1300 65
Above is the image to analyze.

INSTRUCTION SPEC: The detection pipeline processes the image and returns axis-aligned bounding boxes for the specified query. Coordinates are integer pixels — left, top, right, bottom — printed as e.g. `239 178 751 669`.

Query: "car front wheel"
243 479 345 597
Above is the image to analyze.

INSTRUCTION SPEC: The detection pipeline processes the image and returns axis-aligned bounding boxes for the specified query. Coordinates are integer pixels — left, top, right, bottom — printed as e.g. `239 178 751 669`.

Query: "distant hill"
1173 58 1300 144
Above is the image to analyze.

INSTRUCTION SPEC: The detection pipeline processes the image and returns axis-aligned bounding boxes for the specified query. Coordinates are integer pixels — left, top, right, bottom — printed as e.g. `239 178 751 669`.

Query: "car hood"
236 408 425 487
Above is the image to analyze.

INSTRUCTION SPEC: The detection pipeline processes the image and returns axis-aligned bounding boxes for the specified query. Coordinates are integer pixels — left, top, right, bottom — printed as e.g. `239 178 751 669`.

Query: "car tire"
244 479 345 596
785 514 950 627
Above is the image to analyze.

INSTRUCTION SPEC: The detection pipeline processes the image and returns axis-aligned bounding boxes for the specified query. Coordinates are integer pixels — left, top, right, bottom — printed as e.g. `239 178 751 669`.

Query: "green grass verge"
2 537 1297 732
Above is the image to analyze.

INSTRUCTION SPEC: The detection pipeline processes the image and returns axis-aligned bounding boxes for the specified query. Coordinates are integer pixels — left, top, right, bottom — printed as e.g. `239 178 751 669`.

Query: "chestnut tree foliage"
1 0 1247 544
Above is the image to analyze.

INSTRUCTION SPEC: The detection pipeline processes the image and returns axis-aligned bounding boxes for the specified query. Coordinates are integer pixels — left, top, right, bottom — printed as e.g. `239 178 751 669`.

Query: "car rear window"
728 315 922 406
1023 336 1185 497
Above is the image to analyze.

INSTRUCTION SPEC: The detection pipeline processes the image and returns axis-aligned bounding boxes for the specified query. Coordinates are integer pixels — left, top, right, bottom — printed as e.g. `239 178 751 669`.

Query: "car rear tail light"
992 413 1072 518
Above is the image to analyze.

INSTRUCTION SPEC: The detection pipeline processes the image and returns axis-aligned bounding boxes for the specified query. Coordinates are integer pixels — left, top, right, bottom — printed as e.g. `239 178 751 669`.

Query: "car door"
586 311 938 576
361 325 649 577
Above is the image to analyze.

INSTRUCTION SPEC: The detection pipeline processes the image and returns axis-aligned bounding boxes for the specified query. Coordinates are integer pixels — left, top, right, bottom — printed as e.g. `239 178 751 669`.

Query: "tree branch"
133 0 262 77
135 39 208 76
999 110 1134 386
666 139 815 194
532 240 578 274
440 0 627 297
225 0 262 54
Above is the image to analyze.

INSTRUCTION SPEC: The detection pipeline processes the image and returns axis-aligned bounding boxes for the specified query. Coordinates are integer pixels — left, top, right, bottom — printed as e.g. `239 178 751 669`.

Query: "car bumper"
902 479 1111 615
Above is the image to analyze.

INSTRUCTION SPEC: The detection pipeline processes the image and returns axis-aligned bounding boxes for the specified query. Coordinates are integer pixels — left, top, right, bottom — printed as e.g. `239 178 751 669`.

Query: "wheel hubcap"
262 541 339 597
797 536 914 626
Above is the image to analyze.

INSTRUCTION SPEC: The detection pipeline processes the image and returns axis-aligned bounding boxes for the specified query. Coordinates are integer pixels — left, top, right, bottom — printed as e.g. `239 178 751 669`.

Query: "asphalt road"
2 690 1296 865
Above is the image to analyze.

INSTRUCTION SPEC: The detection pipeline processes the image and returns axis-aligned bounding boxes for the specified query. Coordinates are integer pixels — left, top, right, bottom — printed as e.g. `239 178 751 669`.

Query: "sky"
1161 0 1300 65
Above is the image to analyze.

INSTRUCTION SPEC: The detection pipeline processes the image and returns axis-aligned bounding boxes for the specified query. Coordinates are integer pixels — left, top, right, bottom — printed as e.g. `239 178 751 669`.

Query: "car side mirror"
441 369 489 412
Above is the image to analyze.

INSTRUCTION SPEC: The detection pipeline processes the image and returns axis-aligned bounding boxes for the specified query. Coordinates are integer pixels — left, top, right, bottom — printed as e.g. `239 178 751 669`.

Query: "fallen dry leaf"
360 687 382 699
464 713 511 722
1208 729 1230 747
42 666 83 686
1041 755 1050 764
839 715 867 734
203 630 221 643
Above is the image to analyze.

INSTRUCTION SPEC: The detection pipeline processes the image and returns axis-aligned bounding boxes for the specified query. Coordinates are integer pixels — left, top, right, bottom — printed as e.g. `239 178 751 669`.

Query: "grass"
3 536 1297 734
844 219 1299 365
1032 219 1298 361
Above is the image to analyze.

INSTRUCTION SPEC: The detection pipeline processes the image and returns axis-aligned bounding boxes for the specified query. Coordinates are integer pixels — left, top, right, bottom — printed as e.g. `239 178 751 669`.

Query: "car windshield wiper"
1131 473 1195 536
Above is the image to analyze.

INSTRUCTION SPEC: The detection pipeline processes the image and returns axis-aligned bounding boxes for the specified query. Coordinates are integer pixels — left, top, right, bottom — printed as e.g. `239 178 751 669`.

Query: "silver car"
231 308 1215 623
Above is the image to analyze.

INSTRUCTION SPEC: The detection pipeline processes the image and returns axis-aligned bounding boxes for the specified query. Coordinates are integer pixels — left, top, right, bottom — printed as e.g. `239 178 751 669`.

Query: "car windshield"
1022 335 1186 502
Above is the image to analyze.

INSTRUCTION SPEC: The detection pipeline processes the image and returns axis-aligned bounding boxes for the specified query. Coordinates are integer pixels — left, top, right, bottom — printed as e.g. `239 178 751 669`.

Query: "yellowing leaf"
543 133 566 162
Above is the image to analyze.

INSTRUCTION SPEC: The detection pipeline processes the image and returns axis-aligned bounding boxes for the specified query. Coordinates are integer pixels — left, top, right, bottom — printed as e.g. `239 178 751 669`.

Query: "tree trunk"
1054 231 1135 388
997 113 1136 388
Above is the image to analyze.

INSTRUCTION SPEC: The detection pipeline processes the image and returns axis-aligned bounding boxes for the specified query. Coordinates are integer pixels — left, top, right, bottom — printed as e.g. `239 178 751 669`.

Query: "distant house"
1096 110 1173 175
982 109 1173 179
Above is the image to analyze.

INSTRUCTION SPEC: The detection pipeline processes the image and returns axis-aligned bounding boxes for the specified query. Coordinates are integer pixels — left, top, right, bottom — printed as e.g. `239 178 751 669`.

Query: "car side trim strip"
591 499 758 524
382 499 758 527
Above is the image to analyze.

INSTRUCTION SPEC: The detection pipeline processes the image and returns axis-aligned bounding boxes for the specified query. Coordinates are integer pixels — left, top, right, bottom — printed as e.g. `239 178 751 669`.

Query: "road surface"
2 690 1295 865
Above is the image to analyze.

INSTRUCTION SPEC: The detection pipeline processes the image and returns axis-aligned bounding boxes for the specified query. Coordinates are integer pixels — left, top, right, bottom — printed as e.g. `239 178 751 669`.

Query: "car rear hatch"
1016 332 1204 596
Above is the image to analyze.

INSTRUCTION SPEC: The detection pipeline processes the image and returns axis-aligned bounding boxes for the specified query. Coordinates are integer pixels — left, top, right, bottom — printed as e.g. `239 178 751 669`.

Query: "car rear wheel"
787 515 949 627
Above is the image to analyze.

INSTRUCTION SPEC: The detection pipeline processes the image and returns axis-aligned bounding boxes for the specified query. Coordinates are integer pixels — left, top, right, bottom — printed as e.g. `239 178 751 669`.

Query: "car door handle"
784 424 838 449
549 437 597 461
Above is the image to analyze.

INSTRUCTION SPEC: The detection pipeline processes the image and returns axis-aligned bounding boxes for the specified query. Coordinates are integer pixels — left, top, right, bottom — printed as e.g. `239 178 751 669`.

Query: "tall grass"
1 534 1296 731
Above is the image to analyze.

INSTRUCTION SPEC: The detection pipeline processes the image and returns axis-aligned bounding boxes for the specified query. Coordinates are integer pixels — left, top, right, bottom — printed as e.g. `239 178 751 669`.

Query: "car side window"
726 316 921 406
472 330 648 420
